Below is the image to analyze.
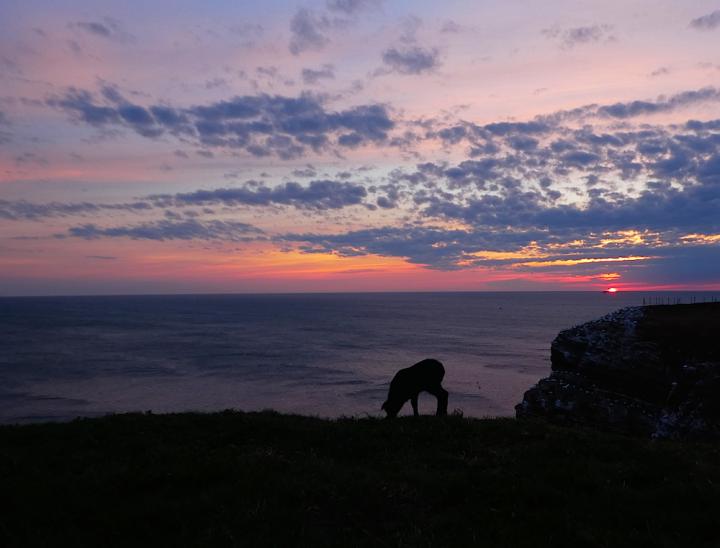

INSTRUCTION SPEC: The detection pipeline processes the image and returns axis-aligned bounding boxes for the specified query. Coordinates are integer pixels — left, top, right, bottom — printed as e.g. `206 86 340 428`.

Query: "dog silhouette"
381 358 448 418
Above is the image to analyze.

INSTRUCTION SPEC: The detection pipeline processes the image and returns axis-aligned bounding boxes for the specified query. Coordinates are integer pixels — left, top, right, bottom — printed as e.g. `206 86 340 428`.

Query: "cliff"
516 302 720 439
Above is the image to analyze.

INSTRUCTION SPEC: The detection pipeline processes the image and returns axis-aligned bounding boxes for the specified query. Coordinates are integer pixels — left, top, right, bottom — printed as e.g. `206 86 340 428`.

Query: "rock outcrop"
516 302 720 439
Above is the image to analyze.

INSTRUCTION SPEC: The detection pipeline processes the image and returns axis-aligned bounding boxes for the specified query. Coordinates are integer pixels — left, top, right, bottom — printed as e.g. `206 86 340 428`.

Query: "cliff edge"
516 302 720 439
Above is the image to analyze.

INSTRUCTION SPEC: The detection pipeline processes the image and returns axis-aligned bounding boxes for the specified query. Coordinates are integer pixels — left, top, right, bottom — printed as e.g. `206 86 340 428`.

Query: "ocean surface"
1 291 719 424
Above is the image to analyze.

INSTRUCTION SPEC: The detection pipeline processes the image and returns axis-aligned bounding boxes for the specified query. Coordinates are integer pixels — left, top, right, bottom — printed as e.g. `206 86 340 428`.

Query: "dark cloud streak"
151 180 369 211
67 219 263 242
48 88 394 158
289 8 331 55
301 64 335 85
381 46 440 74
690 10 720 30
542 24 614 49
0 199 152 221
326 0 382 14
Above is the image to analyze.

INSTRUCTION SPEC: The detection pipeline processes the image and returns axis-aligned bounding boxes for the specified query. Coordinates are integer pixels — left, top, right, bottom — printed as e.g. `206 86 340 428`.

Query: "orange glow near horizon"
4 233 717 294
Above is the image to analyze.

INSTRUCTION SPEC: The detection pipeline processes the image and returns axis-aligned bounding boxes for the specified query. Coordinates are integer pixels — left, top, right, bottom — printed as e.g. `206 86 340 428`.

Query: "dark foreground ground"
2 412 720 548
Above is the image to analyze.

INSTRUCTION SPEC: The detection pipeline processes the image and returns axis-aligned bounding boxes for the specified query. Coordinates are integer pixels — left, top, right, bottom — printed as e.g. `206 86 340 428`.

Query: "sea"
1 291 719 424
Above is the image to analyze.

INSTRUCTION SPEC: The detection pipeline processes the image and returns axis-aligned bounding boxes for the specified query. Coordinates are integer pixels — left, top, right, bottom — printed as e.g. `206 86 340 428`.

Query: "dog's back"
392 358 444 392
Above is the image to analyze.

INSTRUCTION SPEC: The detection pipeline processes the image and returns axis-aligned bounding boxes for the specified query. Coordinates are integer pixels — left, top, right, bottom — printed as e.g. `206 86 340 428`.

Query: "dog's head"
381 399 401 418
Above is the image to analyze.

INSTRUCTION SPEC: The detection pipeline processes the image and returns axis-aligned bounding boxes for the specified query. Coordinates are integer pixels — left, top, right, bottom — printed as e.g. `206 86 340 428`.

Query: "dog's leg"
428 386 448 416
411 394 419 416
437 387 448 416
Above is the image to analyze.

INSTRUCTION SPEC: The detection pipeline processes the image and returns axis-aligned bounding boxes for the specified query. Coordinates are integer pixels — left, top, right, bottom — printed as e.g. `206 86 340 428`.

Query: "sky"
1 0 720 295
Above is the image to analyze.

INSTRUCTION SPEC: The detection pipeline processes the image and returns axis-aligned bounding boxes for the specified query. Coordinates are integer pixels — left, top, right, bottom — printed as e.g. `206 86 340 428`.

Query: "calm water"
1 291 718 423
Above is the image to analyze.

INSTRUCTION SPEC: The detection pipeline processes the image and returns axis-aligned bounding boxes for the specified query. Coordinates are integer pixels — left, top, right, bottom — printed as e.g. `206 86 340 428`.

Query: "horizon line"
3 289 720 299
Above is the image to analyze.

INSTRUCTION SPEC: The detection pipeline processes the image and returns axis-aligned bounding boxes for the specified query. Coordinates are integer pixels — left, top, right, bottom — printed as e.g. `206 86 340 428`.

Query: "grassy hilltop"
2 411 720 547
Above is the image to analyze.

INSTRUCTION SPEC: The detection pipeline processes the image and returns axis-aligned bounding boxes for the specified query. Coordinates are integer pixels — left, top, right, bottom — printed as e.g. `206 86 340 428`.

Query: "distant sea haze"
2 291 719 424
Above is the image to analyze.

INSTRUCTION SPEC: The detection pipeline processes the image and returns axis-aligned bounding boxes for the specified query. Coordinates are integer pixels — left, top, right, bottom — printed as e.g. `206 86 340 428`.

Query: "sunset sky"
2 0 720 295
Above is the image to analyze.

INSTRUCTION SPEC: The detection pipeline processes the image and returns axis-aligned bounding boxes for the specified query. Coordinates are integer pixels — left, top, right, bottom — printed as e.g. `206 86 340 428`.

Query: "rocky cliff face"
516 302 720 439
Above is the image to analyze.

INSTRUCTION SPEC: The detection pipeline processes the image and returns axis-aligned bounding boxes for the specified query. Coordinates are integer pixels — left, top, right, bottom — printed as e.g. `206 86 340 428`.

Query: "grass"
2 411 720 547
